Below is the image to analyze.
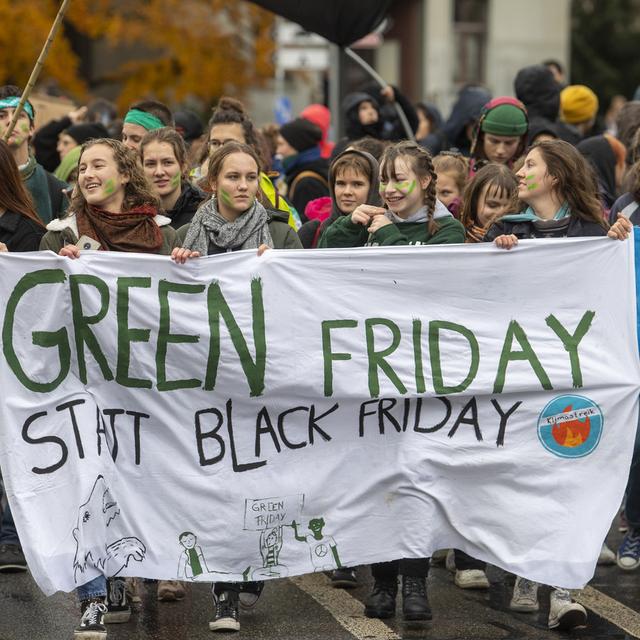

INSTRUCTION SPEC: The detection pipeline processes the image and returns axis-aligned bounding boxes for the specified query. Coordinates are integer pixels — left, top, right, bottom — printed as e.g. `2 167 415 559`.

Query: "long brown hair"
533 139 608 228
379 140 439 235
460 163 518 229
70 139 160 215
0 140 43 227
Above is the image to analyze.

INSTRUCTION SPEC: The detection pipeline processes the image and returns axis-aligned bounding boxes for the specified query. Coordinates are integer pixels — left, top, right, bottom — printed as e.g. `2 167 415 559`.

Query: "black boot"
402 575 432 621
364 578 397 618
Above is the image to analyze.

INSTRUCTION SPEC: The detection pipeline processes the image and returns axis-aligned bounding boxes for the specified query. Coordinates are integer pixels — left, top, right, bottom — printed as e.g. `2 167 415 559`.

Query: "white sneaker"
509 576 539 612
548 588 587 629
454 569 490 589
598 542 616 565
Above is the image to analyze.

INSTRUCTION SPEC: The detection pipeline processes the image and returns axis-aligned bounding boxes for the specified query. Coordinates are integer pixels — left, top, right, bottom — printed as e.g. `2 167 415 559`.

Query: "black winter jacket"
166 182 207 229
0 210 45 251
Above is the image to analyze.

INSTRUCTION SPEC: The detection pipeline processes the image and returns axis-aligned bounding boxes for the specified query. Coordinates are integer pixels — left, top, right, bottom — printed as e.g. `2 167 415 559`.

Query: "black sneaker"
0 543 27 572
238 581 264 608
331 567 358 589
209 590 240 632
74 598 107 640
402 575 432 621
364 578 397 618
103 577 131 624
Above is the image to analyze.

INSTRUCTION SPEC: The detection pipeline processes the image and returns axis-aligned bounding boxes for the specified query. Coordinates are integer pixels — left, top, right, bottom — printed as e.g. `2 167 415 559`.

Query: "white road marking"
573 585 640 639
290 573 401 640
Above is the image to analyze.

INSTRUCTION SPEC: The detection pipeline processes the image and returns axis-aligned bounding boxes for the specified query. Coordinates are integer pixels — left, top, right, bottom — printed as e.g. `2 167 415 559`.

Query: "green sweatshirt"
318 214 465 248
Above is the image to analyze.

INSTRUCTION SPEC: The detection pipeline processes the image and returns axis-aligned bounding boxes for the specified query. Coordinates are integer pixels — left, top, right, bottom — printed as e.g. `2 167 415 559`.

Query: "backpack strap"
288 170 329 202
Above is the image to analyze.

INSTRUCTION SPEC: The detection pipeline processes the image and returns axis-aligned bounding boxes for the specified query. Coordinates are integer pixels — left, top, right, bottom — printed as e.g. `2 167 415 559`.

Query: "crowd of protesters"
0 56 639 639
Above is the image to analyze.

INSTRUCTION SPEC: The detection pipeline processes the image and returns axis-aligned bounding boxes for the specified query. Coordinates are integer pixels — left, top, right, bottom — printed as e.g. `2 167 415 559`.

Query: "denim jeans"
77 575 108 601
624 407 640 530
0 475 19 546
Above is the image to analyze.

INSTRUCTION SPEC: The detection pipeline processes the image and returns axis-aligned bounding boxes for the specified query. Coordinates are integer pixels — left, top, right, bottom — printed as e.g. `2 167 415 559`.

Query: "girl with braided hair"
319 141 463 623
319 140 464 248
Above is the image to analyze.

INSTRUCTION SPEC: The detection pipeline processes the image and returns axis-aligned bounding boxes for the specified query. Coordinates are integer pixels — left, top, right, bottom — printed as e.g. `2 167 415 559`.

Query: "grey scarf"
182 196 273 254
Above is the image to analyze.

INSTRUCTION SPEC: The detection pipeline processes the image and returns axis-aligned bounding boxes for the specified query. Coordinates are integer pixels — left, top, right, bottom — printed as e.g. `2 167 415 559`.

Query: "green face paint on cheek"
170 173 181 189
218 188 234 207
395 179 416 194
103 179 116 196
527 183 539 191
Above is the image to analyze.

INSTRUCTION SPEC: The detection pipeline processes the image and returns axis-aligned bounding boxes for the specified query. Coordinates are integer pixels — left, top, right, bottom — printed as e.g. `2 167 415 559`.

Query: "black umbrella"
247 0 392 47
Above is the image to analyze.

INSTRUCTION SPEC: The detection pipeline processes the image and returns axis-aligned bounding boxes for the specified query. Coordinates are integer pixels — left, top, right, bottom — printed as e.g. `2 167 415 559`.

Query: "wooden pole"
2 0 72 141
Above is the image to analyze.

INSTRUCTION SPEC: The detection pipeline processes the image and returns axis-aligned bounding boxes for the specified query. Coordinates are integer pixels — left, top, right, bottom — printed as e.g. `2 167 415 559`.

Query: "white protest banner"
0 237 638 595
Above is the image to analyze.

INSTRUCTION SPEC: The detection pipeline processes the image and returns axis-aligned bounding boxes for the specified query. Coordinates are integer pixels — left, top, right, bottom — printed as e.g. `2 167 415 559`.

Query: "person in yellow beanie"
560 85 599 139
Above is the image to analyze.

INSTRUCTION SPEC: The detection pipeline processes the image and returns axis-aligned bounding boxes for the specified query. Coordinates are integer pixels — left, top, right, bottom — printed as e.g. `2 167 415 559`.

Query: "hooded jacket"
577 135 618 209
442 85 492 156
514 65 580 145
343 92 383 140
299 149 381 248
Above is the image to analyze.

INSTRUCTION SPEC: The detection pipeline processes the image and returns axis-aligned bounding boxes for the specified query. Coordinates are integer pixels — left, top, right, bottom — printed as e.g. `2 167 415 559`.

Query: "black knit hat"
66 123 109 145
279 118 322 152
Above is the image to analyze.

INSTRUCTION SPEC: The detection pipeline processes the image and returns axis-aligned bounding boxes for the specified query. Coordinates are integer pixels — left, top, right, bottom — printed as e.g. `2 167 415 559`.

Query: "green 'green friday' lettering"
116 277 152 388
365 318 407 398
429 320 479 394
69 274 113 384
157 280 205 391
545 310 595 388
2 269 70 392
205 277 266 396
493 320 552 393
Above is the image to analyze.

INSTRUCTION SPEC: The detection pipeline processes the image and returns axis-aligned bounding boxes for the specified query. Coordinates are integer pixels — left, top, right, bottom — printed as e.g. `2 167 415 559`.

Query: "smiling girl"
320 140 464 248
460 163 518 242
485 139 608 247
484 138 610 631
140 127 205 229
40 139 176 256
39 138 179 640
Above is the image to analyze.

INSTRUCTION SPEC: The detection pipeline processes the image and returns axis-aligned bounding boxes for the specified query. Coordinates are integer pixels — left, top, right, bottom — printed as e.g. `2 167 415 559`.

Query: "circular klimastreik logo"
537 394 603 458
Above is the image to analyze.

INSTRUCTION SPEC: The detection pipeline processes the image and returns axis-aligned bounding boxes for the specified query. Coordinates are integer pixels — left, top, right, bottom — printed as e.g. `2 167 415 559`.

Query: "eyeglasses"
207 138 241 150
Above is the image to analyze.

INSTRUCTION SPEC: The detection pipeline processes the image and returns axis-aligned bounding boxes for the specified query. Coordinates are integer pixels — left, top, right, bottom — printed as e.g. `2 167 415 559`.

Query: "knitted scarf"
77 204 163 253
182 196 273 255
465 224 486 243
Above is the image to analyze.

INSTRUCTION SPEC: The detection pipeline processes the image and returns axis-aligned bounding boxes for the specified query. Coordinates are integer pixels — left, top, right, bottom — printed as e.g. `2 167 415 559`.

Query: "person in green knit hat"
319 140 464 250
0 84 68 224
54 145 82 184
469 97 529 175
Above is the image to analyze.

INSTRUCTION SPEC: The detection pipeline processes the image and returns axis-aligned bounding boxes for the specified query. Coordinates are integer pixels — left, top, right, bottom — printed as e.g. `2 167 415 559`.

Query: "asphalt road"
1 526 639 640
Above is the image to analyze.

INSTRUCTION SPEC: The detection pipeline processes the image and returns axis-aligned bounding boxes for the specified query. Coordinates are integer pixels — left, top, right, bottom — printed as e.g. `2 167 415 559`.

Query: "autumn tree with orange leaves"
0 0 274 110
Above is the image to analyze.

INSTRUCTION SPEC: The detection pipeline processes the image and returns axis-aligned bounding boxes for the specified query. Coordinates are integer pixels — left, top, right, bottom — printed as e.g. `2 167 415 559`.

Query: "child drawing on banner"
178 531 210 580
251 526 288 579
292 518 342 572
72 475 146 582
176 531 232 580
